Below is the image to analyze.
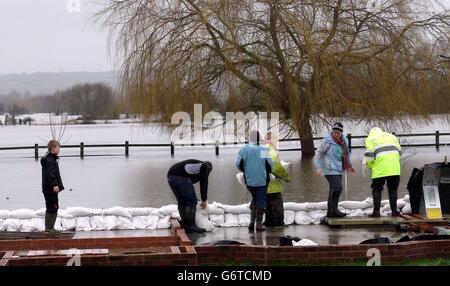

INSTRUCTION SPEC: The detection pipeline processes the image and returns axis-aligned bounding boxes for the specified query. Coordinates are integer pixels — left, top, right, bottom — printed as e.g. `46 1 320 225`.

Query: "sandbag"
90 216 111 231
236 172 245 187
204 203 225 215
0 219 5 231
149 208 164 218
54 218 63 232
292 239 318 246
157 216 171 229
103 215 118 230
170 211 181 219
381 200 390 207
116 216 135 230
223 213 239 227
0 210 9 219
3 219 22 232
144 215 160 229
348 209 365 217
294 211 312 225
284 210 295 225
402 203 412 214
363 208 374 216
381 204 392 214
57 210 74 219
127 207 150 216
67 207 101 217
284 202 309 212
339 201 371 210
402 195 410 203
159 205 178 216
307 202 328 211
216 203 250 214
61 218 77 231
237 213 250 227
132 216 148 230
76 217 93 231
310 210 327 224
102 206 132 218
209 214 225 227
9 209 37 219
35 208 46 217
20 219 39 232
196 212 216 232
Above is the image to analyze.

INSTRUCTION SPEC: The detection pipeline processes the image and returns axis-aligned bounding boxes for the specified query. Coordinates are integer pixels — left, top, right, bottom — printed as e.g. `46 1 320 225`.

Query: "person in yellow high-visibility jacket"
364 127 401 217
264 132 290 227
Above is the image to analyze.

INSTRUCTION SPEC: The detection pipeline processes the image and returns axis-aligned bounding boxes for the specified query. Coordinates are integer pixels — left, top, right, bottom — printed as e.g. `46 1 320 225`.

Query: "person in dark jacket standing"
167 159 212 233
41 140 65 234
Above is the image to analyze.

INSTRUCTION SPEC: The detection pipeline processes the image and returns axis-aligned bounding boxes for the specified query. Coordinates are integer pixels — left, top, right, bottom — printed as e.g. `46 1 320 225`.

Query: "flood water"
0 117 449 210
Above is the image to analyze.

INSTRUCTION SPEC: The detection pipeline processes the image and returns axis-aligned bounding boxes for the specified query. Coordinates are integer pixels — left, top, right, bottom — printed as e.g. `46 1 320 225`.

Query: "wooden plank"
324 216 404 226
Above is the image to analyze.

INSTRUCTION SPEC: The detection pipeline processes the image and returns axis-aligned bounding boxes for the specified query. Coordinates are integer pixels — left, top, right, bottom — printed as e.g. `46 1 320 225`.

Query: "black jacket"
41 152 65 194
167 159 210 202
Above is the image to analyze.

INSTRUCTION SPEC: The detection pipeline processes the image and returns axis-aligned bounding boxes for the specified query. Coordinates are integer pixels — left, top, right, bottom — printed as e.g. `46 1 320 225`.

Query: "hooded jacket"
314 132 352 176
41 152 65 194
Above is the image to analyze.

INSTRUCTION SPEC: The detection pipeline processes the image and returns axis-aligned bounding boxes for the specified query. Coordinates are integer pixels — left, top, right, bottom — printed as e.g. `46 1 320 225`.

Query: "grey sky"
0 0 448 75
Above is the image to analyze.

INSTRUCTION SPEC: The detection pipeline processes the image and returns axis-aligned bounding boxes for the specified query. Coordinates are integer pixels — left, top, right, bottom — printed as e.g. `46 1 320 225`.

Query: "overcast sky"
0 0 449 75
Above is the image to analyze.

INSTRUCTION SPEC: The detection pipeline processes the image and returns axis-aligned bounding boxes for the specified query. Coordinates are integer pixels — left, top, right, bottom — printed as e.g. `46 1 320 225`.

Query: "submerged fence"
0 131 449 160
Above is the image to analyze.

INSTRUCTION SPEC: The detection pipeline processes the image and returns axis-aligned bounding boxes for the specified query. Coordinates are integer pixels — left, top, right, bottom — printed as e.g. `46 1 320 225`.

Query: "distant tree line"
0 83 129 119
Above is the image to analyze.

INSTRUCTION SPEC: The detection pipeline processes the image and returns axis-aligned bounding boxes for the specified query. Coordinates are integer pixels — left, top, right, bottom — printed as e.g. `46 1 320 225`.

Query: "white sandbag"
339 201 371 210
0 210 9 219
145 215 160 230
127 207 150 216
307 202 328 211
209 214 225 227
220 204 250 214
204 203 225 215
381 200 389 207
0 219 5 231
284 210 295 225
223 213 239 227
295 211 312 225
310 210 327 224
132 216 148 230
35 208 46 217
171 211 180 219
20 219 39 232
292 239 318 246
75 217 93 231
159 205 178 216
157 216 171 229
57 210 74 219
103 215 118 230
348 209 365 217
237 213 251 227
54 218 63 232
9 209 38 219
284 202 309 212
381 204 391 213
4 219 22 232
363 208 374 216
196 212 216 232
67 207 101 217
402 195 410 203
61 218 77 231
90 216 108 231
149 208 164 218
116 216 135 230
280 160 291 168
402 203 412 214
363 197 374 206
236 172 245 187
102 206 132 218
396 199 407 210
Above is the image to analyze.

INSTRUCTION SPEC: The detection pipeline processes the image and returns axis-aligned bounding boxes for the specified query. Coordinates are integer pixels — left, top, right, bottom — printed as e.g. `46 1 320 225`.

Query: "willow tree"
98 0 449 155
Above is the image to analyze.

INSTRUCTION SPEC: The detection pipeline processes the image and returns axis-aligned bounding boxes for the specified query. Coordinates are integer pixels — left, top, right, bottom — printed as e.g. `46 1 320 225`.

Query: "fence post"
171 142 174 157
125 141 129 157
436 131 440 150
34 144 39 160
347 133 352 153
80 142 84 159
215 141 219 156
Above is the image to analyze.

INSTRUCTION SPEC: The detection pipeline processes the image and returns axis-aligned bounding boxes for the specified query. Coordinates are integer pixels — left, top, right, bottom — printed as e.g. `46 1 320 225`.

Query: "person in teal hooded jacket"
314 123 355 218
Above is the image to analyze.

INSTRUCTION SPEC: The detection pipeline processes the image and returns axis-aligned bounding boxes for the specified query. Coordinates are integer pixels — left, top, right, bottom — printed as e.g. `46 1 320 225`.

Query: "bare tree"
97 0 449 155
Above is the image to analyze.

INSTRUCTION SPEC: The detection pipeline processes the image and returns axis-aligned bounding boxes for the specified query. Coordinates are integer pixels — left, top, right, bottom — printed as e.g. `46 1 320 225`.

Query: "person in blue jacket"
314 123 355 218
236 130 274 232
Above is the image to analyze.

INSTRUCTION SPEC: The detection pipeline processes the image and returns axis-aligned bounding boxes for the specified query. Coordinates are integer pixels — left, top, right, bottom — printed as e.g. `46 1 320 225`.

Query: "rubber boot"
184 205 206 234
255 208 265 232
388 189 400 217
248 204 256 233
333 191 346 218
44 212 61 234
326 191 333 218
369 190 382 218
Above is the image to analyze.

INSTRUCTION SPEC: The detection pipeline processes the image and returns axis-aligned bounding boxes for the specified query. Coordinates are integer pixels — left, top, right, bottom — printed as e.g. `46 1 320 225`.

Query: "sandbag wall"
0 195 411 232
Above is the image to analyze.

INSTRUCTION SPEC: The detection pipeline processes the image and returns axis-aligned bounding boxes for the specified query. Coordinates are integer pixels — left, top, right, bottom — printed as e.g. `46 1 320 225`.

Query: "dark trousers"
325 175 343 194
247 185 268 209
265 193 284 226
371 175 400 214
43 192 59 214
167 175 198 207
325 175 343 215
